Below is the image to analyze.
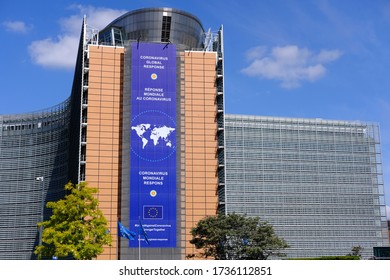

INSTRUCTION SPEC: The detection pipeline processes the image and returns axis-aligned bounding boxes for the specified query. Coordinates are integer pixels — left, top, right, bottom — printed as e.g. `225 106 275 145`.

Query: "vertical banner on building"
130 42 176 247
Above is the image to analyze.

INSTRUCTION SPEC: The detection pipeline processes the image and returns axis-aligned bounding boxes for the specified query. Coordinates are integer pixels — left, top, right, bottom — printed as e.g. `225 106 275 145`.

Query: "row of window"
227 151 379 163
225 118 377 134
227 162 379 174
1 119 67 132
226 173 378 184
0 131 68 149
282 240 382 249
227 207 379 216
255 218 381 227
226 127 375 138
227 142 377 153
224 184 381 195
226 195 379 205
275 230 382 238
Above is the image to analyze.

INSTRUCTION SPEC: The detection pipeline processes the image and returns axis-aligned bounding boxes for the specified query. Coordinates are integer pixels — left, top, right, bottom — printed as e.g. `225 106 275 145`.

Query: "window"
161 16 171 42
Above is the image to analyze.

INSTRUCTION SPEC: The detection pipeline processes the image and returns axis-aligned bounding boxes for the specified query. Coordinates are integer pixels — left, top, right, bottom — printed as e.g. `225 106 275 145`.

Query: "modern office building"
224 115 389 259
0 7 224 260
0 104 70 259
0 7 388 260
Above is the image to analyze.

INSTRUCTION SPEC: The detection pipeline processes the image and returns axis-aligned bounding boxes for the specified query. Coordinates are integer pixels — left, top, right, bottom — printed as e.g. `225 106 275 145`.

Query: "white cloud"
244 46 267 61
316 50 343 63
28 5 127 69
79 5 127 29
29 36 79 69
242 45 342 89
3 20 31 33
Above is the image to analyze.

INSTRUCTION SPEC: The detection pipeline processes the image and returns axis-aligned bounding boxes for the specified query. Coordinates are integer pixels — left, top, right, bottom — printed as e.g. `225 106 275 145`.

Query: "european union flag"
143 205 163 219
118 221 136 240
139 220 150 245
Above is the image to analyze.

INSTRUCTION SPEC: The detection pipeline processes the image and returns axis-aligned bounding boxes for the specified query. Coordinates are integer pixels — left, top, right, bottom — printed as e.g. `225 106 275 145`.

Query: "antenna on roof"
163 40 171 49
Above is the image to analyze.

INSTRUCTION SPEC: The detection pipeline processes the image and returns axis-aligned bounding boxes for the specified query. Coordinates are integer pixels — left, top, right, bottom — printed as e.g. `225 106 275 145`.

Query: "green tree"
34 182 112 260
189 213 288 260
347 246 363 259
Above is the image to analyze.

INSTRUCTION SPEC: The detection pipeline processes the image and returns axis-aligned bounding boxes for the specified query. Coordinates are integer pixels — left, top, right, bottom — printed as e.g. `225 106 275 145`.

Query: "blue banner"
130 42 177 247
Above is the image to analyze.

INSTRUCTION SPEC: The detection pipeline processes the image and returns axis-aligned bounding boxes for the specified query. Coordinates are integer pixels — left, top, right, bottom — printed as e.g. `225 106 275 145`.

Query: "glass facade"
0 101 70 259
224 114 389 259
99 8 205 50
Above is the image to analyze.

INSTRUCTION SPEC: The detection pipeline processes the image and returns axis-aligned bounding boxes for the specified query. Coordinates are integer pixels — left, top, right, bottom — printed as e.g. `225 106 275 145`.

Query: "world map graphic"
131 124 175 149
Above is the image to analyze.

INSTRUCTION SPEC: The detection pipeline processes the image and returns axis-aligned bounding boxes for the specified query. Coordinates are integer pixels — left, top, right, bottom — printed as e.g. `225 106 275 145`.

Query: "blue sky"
1 0 390 217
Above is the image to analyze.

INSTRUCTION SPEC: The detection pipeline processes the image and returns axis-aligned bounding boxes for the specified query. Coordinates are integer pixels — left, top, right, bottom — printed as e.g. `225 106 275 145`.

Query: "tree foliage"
34 182 111 260
189 213 288 260
347 246 363 259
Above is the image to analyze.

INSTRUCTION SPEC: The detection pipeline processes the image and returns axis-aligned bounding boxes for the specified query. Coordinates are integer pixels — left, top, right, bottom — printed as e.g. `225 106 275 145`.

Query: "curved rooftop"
99 7 205 50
